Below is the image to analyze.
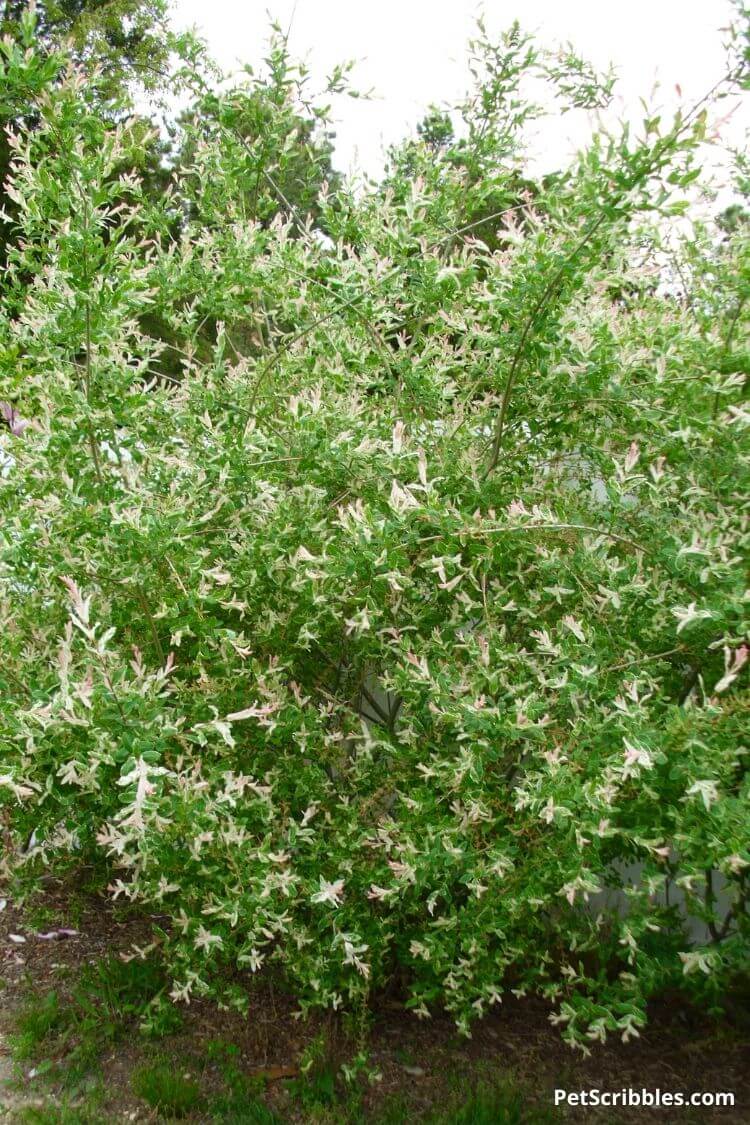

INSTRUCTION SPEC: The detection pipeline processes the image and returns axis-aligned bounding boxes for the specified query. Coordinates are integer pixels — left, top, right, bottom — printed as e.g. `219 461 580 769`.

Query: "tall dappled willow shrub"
1 14 748 1050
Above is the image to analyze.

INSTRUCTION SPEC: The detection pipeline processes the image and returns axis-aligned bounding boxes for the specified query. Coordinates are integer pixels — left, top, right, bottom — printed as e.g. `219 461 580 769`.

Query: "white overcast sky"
168 0 746 185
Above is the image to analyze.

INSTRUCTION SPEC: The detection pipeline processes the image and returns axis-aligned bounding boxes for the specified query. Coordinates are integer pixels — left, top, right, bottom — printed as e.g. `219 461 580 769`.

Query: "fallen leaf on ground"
249 1065 298 1081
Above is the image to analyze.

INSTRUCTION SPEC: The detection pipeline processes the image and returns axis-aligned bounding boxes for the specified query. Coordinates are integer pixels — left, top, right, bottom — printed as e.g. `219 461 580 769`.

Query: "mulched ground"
0 882 748 1123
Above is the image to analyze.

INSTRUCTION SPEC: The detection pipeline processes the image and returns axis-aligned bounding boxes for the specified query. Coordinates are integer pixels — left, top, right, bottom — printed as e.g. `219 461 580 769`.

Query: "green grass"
210 1097 285 1124
15 1086 106 1125
131 1060 203 1118
9 963 555 1124
204 1038 283 1123
12 991 67 1060
436 1080 557 1124
17 1110 101 1125
76 953 171 1022
288 1063 338 1110
8 953 178 1093
18 905 60 934
370 1075 558 1125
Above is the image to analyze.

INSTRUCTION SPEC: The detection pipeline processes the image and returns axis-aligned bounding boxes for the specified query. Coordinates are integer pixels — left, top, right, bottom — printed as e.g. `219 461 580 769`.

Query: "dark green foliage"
0 0 171 272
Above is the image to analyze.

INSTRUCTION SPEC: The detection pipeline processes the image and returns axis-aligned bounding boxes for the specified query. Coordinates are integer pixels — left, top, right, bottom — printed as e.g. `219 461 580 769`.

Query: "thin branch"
417 520 650 555
482 211 608 479
712 294 747 420
133 582 166 664
601 647 685 675
481 69 742 481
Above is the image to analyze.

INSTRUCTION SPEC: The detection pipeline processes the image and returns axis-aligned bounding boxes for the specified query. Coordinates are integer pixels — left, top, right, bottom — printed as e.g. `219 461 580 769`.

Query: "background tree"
0 0 170 269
